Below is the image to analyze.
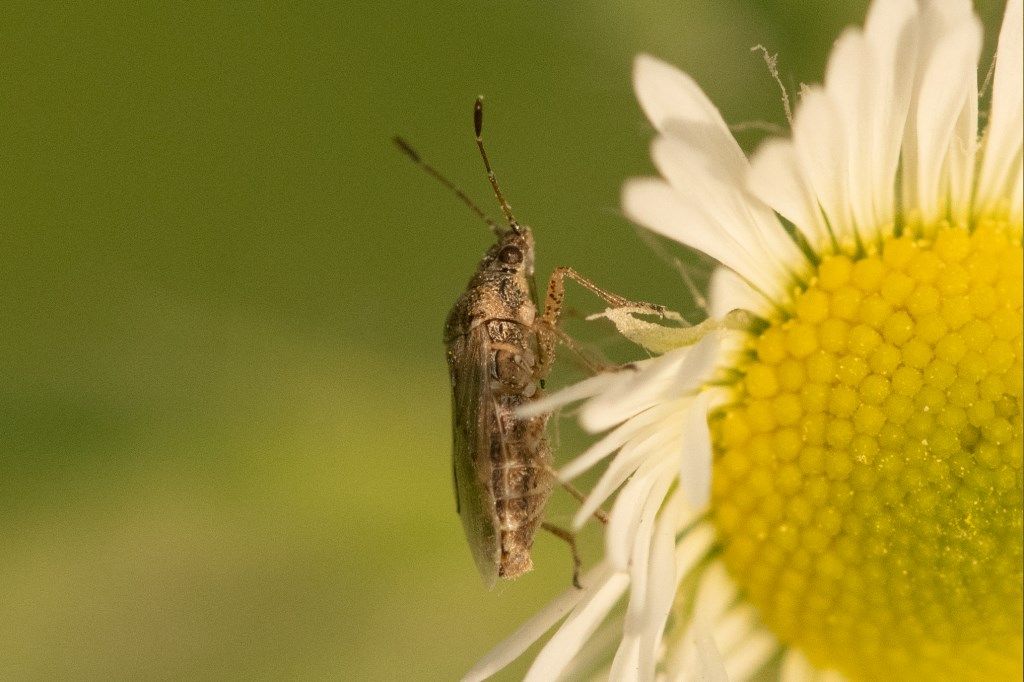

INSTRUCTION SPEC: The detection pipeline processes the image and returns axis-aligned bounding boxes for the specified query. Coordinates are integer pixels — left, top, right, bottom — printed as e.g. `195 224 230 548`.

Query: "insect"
395 98 661 589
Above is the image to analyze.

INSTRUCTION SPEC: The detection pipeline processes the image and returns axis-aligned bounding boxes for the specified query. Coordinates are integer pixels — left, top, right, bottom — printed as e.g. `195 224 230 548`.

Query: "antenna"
473 97 520 232
392 135 501 237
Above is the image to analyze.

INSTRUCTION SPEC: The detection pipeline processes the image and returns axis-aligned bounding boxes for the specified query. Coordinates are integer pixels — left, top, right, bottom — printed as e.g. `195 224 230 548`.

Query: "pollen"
709 222 1023 680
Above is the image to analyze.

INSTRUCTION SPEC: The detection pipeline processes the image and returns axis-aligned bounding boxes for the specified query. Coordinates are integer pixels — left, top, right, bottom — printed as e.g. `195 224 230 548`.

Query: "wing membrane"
449 326 501 588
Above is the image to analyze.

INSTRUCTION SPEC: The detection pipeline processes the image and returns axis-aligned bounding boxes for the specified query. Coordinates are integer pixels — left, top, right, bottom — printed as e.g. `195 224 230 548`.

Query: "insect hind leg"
540 522 583 589
557 478 608 525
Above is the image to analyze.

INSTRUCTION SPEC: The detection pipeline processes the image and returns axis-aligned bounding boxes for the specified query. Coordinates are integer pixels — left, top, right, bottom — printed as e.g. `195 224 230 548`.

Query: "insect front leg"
540 266 666 331
535 266 665 377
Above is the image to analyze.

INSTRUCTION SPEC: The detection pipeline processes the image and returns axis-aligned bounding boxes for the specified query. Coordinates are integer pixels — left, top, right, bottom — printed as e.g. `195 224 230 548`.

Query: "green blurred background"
0 1 1005 679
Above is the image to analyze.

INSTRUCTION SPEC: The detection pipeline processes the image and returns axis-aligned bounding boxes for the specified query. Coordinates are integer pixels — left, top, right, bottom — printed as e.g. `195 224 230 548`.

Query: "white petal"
580 332 722 433
913 16 982 224
723 632 778 681
863 0 919 76
633 54 802 273
578 345 689 432
658 120 747 185
623 475 667 609
609 635 642 682
691 620 729 682
633 54 732 137
673 563 739 677
558 404 670 482
674 331 727 390
708 267 764 318
665 599 730 682
606 456 674 570
748 138 829 248
574 426 674 528
946 74 979 226
674 523 717 587
660 525 719 679
682 572 734 682
976 0 1023 216
622 178 783 303
1010 161 1023 223
824 27 875 238
637 489 684 679
902 0 977 224
516 371 618 419
462 564 610 682
713 604 762 658
652 134 805 278
609 475 675 681
779 649 817 682
779 648 848 682
864 0 919 231
557 614 626 681
692 562 738 628
523 571 630 682
753 0 920 249
792 88 853 246
679 391 714 507
921 0 973 23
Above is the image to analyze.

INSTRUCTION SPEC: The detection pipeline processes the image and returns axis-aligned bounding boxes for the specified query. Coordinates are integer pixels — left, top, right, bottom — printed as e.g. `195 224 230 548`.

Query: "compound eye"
498 245 523 265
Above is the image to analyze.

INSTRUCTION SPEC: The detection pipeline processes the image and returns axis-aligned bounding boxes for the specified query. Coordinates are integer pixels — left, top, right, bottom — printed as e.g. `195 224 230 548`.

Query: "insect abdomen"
490 413 554 579
486 319 554 579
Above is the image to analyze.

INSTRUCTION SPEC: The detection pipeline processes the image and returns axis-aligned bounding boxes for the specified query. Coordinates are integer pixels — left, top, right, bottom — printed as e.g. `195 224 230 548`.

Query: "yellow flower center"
709 220 1023 680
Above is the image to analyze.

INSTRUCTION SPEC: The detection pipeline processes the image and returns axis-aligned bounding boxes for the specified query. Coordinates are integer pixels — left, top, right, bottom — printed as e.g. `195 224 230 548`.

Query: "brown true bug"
395 98 662 589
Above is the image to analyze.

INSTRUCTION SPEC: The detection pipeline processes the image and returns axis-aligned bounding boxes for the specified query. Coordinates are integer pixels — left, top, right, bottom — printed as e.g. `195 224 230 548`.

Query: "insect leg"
542 266 665 327
557 479 608 525
536 267 665 375
539 323 618 376
540 522 583 589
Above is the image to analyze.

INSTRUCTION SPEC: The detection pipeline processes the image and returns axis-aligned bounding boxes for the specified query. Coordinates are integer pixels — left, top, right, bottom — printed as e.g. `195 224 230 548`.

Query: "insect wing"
449 326 501 588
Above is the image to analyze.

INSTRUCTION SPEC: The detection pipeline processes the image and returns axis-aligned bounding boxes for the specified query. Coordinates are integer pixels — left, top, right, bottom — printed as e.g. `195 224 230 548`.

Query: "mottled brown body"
397 98 658 588
445 226 556 585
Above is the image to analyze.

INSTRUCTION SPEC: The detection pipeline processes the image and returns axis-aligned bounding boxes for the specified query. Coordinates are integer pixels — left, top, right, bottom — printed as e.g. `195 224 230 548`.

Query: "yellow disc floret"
710 221 1023 680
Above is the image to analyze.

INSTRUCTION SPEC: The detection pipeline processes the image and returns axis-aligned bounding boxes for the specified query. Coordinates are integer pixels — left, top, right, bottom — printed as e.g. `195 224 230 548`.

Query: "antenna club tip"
474 97 484 137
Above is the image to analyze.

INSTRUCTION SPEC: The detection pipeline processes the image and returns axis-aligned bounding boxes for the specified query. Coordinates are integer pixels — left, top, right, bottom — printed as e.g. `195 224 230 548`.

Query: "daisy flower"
465 0 1023 680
